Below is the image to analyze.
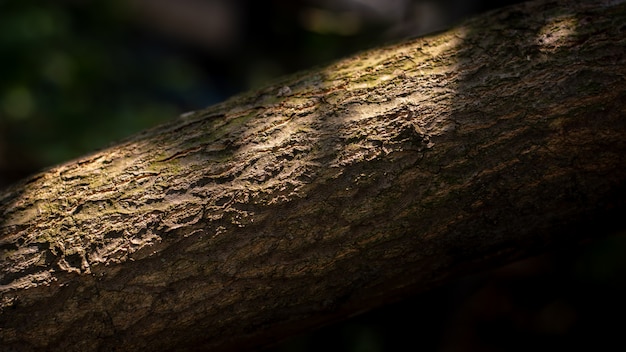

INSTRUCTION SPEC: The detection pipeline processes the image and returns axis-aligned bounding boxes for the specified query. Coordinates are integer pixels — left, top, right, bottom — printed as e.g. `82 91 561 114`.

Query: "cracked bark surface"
1 0 626 350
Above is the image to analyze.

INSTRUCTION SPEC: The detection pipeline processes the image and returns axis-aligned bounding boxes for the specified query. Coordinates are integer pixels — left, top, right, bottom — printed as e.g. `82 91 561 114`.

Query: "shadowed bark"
1 0 625 350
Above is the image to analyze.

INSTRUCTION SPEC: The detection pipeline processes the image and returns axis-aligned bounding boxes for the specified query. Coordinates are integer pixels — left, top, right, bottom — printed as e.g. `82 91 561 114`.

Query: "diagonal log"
1 0 625 350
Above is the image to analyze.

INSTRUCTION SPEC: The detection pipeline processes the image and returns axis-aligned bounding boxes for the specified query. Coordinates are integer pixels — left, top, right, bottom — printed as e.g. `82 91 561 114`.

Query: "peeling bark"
1 0 626 350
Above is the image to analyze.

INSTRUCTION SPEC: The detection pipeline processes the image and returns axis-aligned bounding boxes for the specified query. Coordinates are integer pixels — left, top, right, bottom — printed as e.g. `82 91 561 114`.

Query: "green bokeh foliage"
0 1 207 175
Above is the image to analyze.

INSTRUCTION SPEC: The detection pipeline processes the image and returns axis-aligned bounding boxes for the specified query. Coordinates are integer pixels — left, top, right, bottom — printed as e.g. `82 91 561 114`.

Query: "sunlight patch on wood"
536 15 578 52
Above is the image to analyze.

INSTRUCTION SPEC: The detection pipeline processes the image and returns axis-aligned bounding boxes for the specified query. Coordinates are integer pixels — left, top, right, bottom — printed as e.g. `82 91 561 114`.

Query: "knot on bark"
393 122 434 151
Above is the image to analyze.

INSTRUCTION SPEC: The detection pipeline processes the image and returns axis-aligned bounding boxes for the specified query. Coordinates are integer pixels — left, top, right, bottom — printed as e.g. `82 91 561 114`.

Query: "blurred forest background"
1 0 625 351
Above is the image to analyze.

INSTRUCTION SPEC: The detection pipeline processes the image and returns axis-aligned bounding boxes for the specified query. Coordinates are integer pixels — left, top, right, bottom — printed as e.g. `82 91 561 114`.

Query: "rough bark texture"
1 0 626 350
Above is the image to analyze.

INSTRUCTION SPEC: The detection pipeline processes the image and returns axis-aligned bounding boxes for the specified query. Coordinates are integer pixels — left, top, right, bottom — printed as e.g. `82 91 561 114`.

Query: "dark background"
1 1 625 351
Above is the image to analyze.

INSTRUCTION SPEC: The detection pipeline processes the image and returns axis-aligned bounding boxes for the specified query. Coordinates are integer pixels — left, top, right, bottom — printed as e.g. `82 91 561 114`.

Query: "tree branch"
1 0 626 350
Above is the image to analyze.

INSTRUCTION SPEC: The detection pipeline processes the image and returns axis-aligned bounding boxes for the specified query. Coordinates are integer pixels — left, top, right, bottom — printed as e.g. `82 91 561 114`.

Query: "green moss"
164 159 182 174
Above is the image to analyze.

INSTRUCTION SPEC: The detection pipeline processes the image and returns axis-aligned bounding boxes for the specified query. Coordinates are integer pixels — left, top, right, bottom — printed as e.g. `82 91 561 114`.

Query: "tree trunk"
1 0 625 350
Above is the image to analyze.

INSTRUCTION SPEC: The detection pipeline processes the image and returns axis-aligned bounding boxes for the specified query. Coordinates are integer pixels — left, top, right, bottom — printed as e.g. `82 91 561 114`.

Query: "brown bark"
1 0 626 350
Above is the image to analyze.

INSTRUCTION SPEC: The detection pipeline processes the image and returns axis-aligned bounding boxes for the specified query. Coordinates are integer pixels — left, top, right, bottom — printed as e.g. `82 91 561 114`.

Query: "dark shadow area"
271 231 626 352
